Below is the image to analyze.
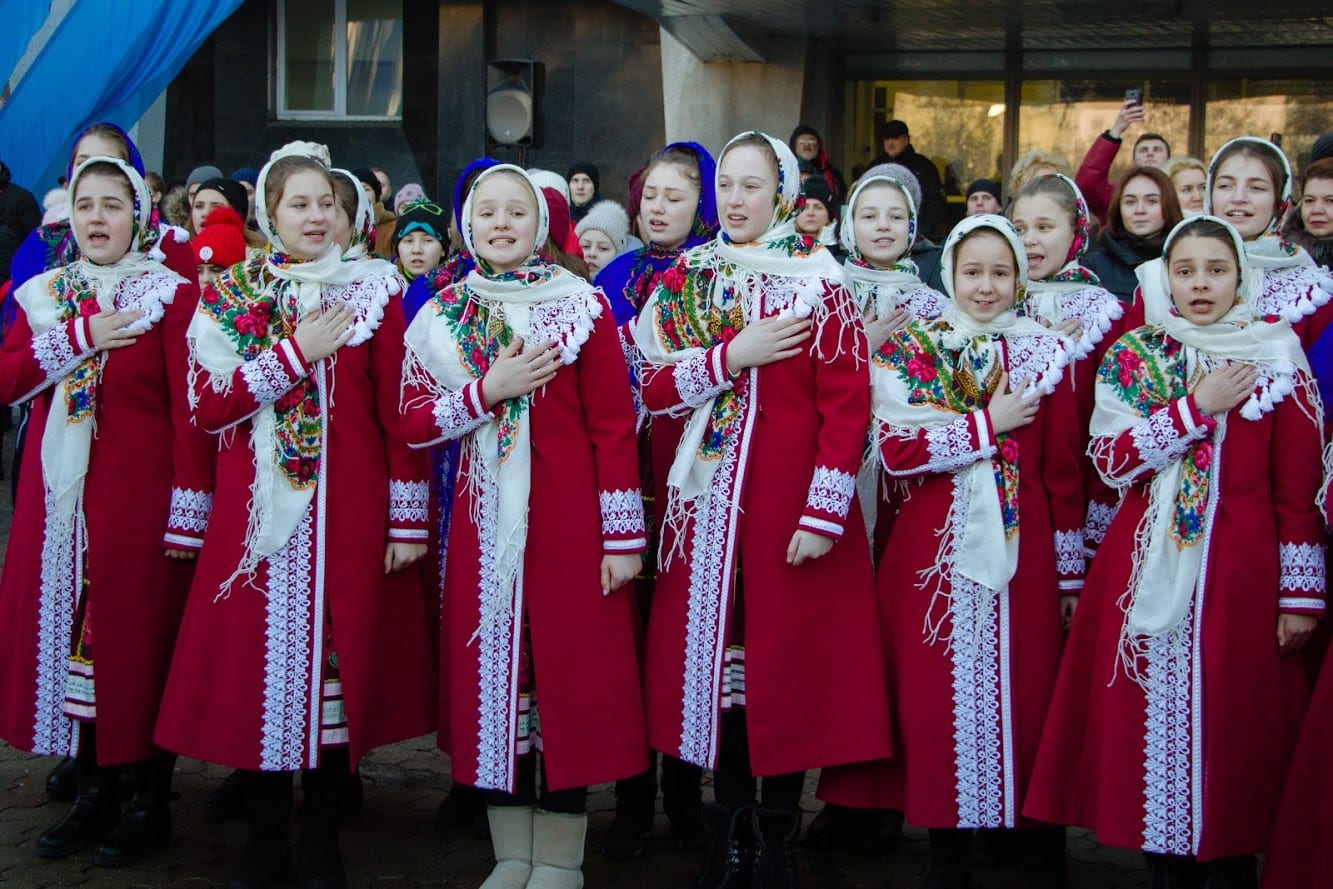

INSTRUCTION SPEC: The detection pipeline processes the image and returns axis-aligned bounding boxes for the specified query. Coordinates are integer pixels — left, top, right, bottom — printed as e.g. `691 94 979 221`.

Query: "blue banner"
0 0 242 191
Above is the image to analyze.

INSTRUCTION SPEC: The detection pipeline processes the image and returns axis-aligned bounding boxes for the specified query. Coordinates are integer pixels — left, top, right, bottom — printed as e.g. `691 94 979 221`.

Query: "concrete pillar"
659 27 807 157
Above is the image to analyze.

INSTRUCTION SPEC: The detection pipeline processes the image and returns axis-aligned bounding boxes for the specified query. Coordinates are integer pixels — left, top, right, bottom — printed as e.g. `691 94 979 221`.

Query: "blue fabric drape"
0 0 54 91
0 0 242 191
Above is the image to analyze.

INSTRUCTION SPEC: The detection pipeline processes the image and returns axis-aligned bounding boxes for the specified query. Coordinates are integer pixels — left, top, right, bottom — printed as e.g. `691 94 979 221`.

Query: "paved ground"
0 420 1154 888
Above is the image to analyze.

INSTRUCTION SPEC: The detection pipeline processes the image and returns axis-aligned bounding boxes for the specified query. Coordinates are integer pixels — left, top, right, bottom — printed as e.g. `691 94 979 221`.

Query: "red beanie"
541 186 583 258
193 206 248 269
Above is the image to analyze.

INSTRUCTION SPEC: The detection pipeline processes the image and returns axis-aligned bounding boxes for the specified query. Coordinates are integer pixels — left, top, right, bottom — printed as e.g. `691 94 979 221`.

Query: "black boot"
435 780 481 830
204 769 246 820
35 727 119 860
298 760 347 889
662 754 705 850
227 770 294 889
94 753 174 867
1199 855 1257 889
602 767 656 860
695 803 754 889
1144 852 1199 889
751 807 800 889
1017 827 1068 889
925 828 975 889
45 756 78 802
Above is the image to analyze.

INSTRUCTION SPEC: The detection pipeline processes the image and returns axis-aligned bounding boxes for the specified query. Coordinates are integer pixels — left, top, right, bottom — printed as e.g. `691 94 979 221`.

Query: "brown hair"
1300 158 1333 192
71 124 131 166
1106 166 1183 239
721 134 780 179
262 155 333 216
73 161 134 203
1166 217 1241 268
1211 140 1288 200
645 145 703 193
1013 175 1080 228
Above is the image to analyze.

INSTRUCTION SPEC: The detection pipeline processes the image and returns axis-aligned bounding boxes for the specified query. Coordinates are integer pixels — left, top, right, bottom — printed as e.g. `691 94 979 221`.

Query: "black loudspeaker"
486 59 543 148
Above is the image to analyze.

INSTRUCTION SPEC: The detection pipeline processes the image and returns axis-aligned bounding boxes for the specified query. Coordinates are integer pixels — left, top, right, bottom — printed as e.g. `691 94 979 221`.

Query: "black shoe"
601 809 653 860
227 837 293 889
1199 855 1256 889
667 806 707 851
752 807 800 889
205 770 246 820
1145 852 1200 889
45 756 78 803
695 803 754 889
925 828 976 889
35 793 120 859
435 781 481 830
1017 827 1068 889
93 801 172 867
298 765 347 889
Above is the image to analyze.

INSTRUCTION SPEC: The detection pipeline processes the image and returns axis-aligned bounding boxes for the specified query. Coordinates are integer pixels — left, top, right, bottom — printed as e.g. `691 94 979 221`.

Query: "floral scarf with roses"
869 215 1071 644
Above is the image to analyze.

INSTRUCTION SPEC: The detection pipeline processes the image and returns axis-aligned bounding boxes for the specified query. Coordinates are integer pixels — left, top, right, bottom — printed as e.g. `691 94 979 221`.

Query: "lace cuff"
799 465 857 537
432 381 493 440
1054 529 1085 581
388 479 430 529
30 319 90 382
600 488 647 552
1279 541 1326 598
164 487 213 547
240 340 304 406
672 346 732 409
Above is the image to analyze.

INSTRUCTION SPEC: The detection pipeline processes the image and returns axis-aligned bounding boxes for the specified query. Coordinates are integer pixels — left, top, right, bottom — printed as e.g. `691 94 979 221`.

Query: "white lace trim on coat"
1279 541 1326 594
388 480 429 524
168 487 213 533
600 488 646 538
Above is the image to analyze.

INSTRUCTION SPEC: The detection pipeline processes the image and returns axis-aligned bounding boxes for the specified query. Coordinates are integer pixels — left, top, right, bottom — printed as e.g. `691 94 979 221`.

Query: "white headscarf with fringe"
18 157 183 532
1092 216 1312 671
187 143 399 583
401 164 602 641
635 131 856 523
874 215 1069 611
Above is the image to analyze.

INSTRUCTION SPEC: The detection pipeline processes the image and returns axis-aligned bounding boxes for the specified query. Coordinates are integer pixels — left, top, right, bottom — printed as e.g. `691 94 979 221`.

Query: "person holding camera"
1075 93 1172 225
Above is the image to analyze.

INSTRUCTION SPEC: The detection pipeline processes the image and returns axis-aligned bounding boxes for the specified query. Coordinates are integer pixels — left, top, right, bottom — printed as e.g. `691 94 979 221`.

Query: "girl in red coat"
0 157 213 865
154 144 435 887
1010 174 1126 557
634 131 893 888
821 214 1084 888
400 164 649 889
1024 216 1325 888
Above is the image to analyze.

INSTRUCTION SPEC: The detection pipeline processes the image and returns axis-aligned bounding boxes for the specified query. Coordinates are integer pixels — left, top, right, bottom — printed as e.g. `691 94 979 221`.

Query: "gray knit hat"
574 199 630 251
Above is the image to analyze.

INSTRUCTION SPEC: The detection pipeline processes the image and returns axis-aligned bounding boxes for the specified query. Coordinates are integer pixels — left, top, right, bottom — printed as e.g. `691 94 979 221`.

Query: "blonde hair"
1161 156 1206 182
1008 150 1072 198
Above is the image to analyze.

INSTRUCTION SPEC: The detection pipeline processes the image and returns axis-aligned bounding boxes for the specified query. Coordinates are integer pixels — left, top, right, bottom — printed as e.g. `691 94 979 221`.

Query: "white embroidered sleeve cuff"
670 347 732 410
24 320 95 401
240 344 303 406
887 413 995 477
600 488 647 551
388 479 430 526
1054 529 1085 579
428 381 493 443
803 465 856 527
1279 541 1326 596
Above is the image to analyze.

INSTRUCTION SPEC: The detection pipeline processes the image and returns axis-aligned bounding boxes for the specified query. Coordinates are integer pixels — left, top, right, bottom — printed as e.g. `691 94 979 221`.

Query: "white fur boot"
525 810 587 889
479 805 534 889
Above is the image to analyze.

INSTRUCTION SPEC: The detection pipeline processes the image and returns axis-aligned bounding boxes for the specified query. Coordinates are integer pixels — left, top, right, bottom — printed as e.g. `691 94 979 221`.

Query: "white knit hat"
575 199 630 251
527 169 570 202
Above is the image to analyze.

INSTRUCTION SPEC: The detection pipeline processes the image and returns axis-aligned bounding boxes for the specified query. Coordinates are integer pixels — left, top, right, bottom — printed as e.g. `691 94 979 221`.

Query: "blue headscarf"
595 141 717 325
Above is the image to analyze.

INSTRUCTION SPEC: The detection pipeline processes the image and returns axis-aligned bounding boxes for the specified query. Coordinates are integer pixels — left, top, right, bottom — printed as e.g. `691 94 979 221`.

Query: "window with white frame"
276 0 403 120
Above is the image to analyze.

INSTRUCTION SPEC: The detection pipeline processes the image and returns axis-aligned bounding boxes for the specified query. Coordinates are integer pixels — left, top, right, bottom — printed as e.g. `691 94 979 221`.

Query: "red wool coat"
401 295 651 794
0 270 213 766
640 273 893 778
819 336 1086 829
1025 356 1324 860
155 287 435 772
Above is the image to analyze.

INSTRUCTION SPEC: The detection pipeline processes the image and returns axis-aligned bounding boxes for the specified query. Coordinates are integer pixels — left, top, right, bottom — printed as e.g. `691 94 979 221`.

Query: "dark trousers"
714 709 804 812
